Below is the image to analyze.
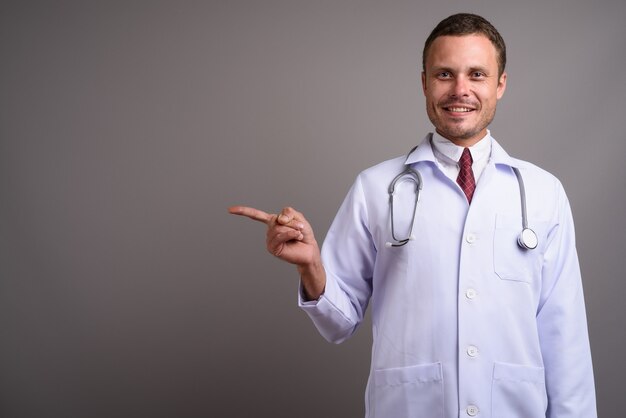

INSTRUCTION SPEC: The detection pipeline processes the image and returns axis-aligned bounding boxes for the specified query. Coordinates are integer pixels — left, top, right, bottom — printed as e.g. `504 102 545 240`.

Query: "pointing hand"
228 205 320 267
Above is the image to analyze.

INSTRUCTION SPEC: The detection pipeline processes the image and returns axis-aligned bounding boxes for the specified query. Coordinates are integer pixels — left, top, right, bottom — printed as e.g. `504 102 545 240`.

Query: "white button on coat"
466 405 479 416
467 345 479 357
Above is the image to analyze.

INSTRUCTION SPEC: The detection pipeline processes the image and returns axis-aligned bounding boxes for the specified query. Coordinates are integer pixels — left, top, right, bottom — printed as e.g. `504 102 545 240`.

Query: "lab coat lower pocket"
492 362 547 418
372 362 443 418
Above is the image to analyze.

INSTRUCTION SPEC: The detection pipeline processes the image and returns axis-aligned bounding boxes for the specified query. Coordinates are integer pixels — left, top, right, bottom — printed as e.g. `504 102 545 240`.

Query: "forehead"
425 34 498 70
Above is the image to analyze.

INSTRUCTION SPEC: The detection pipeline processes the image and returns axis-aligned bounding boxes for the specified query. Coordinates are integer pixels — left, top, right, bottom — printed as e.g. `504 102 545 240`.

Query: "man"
229 13 596 418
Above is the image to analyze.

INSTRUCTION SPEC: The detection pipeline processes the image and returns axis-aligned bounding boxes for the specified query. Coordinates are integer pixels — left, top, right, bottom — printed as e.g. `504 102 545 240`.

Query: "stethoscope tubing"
387 167 422 247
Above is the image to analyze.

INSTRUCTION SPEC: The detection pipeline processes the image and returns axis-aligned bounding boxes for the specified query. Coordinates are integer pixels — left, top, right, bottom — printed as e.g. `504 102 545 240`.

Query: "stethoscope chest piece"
518 228 538 250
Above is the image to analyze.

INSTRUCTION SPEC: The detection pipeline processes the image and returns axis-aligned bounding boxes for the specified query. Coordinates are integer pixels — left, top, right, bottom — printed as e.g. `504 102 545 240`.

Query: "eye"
437 71 452 79
471 71 486 79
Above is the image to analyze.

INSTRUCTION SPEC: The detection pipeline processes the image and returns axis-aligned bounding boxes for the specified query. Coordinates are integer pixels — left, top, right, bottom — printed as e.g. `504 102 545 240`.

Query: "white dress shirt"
431 130 491 183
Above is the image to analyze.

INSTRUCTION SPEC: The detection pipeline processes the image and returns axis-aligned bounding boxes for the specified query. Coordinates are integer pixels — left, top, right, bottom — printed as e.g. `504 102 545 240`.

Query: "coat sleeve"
298 174 376 344
536 181 597 417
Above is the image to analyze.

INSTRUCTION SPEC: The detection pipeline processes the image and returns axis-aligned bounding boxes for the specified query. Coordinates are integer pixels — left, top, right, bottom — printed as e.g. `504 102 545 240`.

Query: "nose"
451 76 470 97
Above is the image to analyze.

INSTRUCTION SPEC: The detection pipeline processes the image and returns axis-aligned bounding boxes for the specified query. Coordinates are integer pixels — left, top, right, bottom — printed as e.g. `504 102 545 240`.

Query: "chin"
440 126 477 140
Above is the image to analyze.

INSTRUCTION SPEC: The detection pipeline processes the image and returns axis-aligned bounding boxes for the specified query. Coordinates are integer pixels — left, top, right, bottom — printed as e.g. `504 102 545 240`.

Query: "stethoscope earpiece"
385 235 415 248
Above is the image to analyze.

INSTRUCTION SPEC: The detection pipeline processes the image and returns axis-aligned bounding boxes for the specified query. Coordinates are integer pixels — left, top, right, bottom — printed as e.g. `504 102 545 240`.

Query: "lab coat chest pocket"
372 362 444 418
492 362 547 417
493 214 547 283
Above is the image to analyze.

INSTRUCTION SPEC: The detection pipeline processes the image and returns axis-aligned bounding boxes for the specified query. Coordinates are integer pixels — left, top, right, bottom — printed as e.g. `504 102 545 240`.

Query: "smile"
444 107 474 113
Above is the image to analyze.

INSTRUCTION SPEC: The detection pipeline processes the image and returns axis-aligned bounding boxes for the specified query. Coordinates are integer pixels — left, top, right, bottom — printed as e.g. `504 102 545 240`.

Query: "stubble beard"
427 103 497 143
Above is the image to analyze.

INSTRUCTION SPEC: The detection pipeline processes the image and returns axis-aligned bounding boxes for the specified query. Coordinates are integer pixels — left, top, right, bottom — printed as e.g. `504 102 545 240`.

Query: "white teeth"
448 107 472 112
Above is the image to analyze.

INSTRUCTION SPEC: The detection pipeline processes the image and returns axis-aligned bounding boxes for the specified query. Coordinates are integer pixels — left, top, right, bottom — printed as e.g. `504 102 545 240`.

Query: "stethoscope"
386 148 538 250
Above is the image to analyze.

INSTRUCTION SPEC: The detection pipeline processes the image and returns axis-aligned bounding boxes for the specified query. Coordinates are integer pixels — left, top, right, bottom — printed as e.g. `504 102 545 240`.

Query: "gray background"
1 1 624 417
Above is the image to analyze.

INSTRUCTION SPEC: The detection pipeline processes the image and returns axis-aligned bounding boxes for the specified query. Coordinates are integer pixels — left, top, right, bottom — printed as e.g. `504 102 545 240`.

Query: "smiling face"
422 34 507 147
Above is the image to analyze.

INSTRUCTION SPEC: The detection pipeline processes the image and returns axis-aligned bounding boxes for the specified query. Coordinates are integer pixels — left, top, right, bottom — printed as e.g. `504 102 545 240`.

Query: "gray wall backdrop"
1 1 625 417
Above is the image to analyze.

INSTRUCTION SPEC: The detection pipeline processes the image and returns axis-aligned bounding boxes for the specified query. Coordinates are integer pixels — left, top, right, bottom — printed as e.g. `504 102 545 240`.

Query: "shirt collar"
405 131 518 168
432 130 491 165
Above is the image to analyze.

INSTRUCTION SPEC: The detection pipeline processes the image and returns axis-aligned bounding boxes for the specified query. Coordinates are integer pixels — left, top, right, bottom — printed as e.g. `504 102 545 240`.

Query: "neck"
436 129 488 147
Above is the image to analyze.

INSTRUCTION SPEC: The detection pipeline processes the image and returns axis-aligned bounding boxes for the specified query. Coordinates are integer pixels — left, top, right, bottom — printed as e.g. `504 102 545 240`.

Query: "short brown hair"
422 13 507 77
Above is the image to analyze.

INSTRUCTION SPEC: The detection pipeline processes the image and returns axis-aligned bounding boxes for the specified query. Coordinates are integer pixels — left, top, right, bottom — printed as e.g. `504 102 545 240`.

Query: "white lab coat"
299 134 596 418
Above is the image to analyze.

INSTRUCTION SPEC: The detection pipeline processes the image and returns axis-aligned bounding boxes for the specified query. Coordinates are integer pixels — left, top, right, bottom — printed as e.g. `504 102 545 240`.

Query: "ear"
496 71 507 100
421 71 427 95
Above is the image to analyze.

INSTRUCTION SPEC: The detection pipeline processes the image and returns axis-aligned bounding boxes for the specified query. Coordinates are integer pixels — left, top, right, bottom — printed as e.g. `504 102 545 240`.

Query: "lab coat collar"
489 138 519 168
404 133 519 168
404 133 437 165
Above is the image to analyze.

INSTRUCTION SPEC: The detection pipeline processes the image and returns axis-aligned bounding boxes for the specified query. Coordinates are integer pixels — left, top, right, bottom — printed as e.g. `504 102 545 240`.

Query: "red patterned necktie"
457 147 476 203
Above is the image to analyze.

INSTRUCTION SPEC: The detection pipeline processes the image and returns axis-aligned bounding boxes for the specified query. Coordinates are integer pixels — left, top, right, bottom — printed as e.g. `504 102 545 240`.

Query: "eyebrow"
468 66 490 74
430 66 454 73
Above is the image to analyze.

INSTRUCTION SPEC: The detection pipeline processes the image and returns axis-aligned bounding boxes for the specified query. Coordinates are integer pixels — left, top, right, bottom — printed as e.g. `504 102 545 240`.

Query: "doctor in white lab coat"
230 13 596 418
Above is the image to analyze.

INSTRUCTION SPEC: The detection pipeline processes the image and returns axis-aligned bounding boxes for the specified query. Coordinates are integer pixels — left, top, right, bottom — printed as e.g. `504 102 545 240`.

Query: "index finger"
228 206 273 225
